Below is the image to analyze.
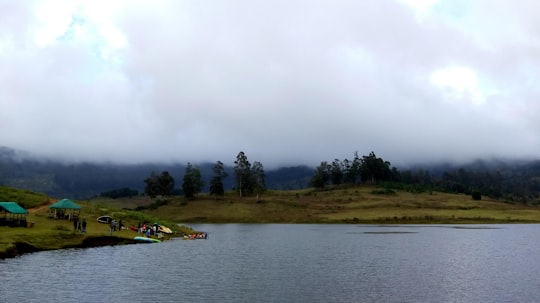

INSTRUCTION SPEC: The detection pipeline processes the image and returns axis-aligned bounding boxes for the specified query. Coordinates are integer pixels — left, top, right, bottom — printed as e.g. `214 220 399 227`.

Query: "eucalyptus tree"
182 163 204 200
234 151 252 197
360 151 392 184
144 171 174 198
331 159 344 185
209 160 228 200
310 161 331 189
251 161 266 201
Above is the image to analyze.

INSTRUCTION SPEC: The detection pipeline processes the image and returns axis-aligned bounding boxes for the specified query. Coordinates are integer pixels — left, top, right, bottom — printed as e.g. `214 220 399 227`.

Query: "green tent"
0 202 28 227
49 199 81 220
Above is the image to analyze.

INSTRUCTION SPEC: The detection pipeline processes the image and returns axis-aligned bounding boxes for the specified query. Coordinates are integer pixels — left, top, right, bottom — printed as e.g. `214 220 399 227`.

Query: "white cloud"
1 0 539 166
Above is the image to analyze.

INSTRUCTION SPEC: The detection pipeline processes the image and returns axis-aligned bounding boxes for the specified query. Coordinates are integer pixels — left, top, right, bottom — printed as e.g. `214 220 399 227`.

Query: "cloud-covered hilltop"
1 1 540 166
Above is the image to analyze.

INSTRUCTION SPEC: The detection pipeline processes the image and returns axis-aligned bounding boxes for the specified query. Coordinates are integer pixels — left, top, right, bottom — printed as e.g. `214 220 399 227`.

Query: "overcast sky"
1 0 539 167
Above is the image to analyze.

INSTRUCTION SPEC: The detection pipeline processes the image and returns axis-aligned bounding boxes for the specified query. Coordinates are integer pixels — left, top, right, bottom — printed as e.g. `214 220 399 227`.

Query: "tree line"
102 149 540 205
142 151 266 201
311 151 540 204
310 151 398 188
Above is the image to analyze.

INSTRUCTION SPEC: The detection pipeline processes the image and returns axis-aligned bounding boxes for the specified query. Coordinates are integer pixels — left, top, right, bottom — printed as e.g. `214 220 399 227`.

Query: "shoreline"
0 236 139 260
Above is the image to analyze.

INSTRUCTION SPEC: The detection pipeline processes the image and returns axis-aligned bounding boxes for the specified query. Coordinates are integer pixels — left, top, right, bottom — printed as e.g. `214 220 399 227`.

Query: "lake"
1 224 540 302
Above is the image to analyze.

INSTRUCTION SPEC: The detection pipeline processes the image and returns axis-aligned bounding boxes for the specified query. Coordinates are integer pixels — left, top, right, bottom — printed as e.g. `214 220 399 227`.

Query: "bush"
472 191 482 200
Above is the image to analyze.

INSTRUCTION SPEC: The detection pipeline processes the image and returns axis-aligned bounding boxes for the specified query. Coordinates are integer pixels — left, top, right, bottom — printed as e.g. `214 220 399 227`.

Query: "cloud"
1 0 539 167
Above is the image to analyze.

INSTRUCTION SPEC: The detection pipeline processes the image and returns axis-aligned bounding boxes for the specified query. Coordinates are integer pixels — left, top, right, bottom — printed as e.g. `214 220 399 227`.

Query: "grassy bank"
3 185 540 258
0 187 195 259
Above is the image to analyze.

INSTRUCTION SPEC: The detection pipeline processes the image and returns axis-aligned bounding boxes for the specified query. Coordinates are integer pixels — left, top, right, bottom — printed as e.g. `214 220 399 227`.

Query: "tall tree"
144 171 174 198
251 161 266 201
182 163 204 200
350 151 362 185
360 151 392 184
234 151 252 197
144 172 160 198
310 161 331 189
209 161 228 200
330 159 344 185
158 171 175 197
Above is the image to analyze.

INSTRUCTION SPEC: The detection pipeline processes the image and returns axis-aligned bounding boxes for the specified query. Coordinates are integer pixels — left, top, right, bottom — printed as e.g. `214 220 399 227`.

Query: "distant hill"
0 146 313 199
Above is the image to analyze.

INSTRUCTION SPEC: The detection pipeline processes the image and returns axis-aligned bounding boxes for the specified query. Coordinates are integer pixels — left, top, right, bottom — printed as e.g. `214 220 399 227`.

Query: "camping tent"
0 202 28 226
49 199 81 220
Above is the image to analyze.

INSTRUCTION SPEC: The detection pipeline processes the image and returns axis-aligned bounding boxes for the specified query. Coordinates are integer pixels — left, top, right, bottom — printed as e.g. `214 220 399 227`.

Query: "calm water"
1 224 540 303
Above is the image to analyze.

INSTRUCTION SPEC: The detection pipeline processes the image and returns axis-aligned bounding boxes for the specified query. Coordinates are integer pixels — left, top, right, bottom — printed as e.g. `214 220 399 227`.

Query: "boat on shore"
134 236 161 243
97 215 112 224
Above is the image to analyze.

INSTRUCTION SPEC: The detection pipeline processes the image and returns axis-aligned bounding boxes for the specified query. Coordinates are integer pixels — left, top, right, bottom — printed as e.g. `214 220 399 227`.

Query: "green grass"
0 186 51 208
4 185 540 258
0 192 196 258
136 186 540 224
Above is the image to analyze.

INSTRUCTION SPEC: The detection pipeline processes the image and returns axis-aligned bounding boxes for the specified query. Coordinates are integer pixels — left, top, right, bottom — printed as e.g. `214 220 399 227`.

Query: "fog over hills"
0 146 313 198
3 2 540 168
1 146 540 202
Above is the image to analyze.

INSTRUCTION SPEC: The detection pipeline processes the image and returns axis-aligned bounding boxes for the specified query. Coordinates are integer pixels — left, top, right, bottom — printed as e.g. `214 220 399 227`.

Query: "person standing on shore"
82 218 87 233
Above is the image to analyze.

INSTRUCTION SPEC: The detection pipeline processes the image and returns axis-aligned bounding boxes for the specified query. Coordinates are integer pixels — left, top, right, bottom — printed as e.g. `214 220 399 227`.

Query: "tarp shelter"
49 199 81 220
0 202 28 227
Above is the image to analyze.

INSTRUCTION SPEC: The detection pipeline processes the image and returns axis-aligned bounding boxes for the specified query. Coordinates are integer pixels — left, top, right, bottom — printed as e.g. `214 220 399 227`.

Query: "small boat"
134 236 161 243
158 225 173 234
129 226 139 232
97 215 112 224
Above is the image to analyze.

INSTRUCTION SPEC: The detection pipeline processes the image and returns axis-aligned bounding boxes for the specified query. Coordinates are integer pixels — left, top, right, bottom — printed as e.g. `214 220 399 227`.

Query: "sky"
1 0 539 167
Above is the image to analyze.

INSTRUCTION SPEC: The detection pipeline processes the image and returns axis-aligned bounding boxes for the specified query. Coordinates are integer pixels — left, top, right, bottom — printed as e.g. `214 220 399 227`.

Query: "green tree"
209 161 228 200
144 172 160 198
182 163 204 200
349 151 362 185
144 171 175 198
360 151 392 184
158 171 175 196
330 159 344 185
251 161 266 201
310 161 331 189
234 151 252 197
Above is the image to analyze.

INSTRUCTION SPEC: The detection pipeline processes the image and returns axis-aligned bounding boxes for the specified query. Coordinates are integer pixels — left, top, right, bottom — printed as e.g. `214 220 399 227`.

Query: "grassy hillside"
0 189 195 258
0 186 52 208
108 186 540 224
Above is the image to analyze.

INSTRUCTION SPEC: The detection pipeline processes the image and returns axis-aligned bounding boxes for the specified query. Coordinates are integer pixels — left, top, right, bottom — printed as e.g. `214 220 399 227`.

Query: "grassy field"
0 187 195 258
3 185 540 258
123 186 540 224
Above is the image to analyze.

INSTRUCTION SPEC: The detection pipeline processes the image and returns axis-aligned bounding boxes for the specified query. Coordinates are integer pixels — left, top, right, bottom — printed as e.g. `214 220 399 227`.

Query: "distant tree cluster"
234 151 266 200
310 151 397 189
144 171 174 198
138 150 540 205
142 151 265 201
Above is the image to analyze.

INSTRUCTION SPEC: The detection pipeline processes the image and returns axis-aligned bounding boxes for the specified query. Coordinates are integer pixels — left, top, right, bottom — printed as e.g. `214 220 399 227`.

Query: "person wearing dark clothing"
73 218 78 231
82 218 87 233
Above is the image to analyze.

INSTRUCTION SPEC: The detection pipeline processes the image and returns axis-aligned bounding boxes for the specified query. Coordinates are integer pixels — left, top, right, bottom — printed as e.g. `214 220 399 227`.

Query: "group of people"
73 218 87 233
137 223 159 237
